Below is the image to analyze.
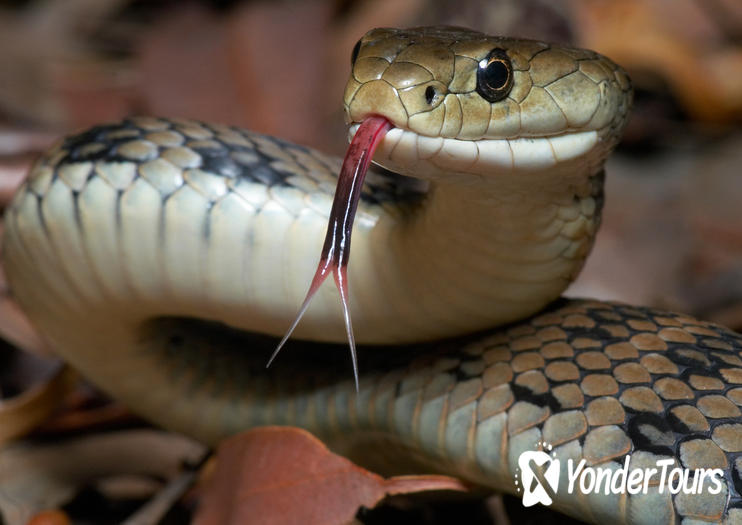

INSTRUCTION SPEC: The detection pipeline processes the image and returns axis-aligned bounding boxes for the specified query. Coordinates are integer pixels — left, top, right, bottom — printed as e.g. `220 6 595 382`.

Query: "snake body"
3 27 742 523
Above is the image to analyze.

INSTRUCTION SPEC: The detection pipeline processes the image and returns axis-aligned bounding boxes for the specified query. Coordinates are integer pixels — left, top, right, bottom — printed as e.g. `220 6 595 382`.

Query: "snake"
3 26 742 524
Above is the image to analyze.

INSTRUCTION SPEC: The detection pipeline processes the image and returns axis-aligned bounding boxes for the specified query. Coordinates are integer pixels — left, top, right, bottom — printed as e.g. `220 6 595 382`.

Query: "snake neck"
380 161 605 337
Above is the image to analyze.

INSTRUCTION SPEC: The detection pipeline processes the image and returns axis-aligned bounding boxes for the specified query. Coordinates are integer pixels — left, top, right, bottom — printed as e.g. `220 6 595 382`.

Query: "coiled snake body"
3 27 742 523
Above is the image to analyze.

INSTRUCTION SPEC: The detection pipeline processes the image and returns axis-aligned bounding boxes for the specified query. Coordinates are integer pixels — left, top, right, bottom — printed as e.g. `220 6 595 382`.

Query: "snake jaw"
268 116 392 391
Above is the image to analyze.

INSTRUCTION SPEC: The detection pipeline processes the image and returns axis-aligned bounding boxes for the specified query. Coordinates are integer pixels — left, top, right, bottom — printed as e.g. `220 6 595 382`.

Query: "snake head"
343 26 633 180
274 27 634 390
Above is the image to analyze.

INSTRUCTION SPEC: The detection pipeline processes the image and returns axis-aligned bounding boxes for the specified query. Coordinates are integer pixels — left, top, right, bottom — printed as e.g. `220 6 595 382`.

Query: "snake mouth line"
348 123 599 175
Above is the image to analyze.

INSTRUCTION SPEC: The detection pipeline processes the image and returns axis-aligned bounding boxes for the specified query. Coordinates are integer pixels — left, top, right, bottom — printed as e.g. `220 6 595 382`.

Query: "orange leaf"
27 509 71 525
194 426 468 525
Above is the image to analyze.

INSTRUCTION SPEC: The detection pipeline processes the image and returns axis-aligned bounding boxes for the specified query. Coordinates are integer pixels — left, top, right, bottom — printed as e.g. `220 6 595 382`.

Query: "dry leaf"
194 426 469 525
27 509 71 525
0 129 56 157
0 430 206 524
0 365 77 446
571 0 742 122
35 397 136 437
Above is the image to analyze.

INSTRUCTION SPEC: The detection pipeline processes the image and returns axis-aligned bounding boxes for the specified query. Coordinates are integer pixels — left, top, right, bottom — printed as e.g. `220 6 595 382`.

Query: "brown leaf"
571 0 742 122
27 509 72 525
0 365 77 445
0 430 206 523
35 397 137 437
194 426 469 525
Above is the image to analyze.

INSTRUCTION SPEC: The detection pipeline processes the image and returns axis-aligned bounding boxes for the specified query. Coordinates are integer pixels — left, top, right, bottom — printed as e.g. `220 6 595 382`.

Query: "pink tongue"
267 116 392 389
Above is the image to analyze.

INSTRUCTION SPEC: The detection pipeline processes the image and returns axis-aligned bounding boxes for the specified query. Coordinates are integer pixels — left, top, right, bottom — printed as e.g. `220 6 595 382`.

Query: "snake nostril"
425 85 437 105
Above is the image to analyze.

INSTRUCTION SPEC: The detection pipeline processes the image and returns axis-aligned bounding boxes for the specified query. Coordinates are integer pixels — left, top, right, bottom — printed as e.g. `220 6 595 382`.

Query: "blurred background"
0 0 741 523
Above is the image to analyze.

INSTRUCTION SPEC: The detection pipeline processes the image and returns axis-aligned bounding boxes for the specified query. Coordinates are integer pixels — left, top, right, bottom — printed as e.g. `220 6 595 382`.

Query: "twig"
121 452 211 525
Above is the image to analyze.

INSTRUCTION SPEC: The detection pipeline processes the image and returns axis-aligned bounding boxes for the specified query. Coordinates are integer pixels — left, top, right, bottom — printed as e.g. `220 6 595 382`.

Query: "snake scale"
3 27 742 524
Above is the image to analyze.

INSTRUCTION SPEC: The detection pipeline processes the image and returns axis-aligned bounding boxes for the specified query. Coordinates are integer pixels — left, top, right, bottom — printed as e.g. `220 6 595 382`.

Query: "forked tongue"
267 116 392 390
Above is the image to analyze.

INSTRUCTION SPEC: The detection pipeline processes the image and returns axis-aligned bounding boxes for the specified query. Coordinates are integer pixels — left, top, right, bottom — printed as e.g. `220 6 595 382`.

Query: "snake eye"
476 48 513 102
350 39 362 66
